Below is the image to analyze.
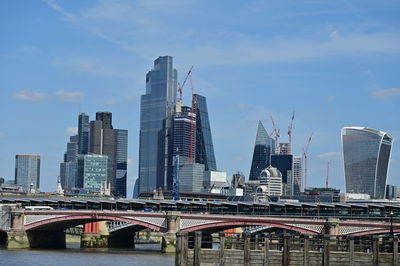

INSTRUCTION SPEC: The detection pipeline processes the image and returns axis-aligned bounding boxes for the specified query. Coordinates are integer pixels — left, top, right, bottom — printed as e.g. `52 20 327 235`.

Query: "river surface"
0 244 174 266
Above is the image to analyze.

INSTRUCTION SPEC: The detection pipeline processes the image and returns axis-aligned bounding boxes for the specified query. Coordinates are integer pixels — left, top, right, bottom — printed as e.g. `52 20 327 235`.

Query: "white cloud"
64 127 78 136
317 152 342 160
14 90 50 102
104 99 117 105
0 132 6 139
44 1 400 67
327 96 335 102
56 89 84 102
371 88 400 99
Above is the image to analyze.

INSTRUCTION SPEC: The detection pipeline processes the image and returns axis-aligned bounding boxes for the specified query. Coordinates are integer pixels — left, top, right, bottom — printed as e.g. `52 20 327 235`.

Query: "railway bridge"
2 204 400 251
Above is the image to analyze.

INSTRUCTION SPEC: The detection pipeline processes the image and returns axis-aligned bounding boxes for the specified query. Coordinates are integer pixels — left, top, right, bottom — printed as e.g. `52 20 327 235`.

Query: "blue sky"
0 0 399 195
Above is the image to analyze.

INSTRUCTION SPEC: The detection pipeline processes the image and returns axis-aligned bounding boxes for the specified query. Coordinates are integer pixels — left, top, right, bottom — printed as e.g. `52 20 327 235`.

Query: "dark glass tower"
115 129 128 197
249 121 275 181
173 105 196 164
78 113 90 155
342 127 393 199
138 56 177 193
96 112 113 129
194 94 217 171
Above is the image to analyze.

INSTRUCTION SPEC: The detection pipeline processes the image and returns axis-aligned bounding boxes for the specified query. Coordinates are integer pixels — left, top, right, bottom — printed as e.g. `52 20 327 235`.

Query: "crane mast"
287 111 295 154
302 132 313 189
270 116 280 153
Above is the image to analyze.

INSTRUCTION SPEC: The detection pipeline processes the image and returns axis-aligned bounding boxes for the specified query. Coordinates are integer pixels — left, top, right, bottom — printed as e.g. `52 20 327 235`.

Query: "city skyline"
1 1 399 194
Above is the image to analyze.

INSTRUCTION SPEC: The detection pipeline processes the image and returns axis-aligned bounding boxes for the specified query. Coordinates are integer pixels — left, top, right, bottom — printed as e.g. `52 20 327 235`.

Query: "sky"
0 0 399 196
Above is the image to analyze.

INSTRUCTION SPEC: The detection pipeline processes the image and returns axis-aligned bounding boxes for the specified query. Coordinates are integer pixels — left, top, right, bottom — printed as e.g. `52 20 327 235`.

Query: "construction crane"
287 111 295 154
326 161 330 189
270 116 280 152
177 66 193 103
302 132 313 190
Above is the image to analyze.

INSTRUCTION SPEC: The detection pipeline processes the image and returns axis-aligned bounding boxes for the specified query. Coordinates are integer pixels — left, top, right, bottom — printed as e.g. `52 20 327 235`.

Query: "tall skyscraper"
78 113 90 155
342 126 393 199
138 56 177 193
96 112 113 129
88 113 128 197
15 154 40 191
271 154 293 195
194 94 217 171
115 129 128 197
249 121 275 181
173 105 196 164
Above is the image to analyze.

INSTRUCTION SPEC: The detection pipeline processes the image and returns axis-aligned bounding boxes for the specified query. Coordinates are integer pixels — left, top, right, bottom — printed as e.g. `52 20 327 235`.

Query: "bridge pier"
161 212 180 253
81 221 109 248
325 218 340 236
6 206 30 249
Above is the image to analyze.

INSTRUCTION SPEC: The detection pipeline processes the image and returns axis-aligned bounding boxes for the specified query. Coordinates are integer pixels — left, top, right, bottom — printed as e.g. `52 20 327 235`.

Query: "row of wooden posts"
175 231 400 266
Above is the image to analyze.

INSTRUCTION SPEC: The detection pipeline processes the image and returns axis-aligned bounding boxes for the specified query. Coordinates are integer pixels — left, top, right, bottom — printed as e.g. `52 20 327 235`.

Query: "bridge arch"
25 214 166 232
183 221 319 235
347 229 400 237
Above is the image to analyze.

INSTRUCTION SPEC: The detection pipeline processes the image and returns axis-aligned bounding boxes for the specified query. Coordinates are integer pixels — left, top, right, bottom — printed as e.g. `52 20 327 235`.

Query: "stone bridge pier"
161 212 181 253
325 218 340 236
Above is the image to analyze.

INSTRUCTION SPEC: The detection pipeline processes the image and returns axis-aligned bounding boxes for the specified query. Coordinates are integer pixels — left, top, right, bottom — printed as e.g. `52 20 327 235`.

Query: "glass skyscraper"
249 121 275 181
138 56 177 193
194 94 217 171
342 126 393 199
115 129 128 198
78 113 90 155
15 154 40 191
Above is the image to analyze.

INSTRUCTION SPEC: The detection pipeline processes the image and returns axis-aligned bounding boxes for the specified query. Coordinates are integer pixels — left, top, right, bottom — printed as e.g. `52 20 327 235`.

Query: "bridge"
2 203 400 251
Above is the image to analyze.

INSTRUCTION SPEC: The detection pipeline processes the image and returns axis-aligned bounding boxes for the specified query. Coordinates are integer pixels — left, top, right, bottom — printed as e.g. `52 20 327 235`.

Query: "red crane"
287 111 295 154
270 116 280 152
302 132 313 190
177 66 193 103
326 161 330 188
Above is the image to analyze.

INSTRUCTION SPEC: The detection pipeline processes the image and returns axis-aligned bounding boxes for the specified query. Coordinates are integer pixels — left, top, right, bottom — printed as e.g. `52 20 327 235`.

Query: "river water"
0 244 175 266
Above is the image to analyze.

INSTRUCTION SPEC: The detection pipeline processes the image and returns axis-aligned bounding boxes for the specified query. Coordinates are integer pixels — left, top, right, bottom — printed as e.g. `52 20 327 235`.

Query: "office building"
194 94 217 171
173 105 196 164
60 162 77 189
77 154 110 193
386 185 400 199
115 129 128 197
179 163 205 193
78 113 90 155
249 121 275 181
342 127 393 199
271 154 293 195
138 56 177 193
96 112 113 129
258 166 283 196
203 170 227 189
293 155 302 194
15 154 40 192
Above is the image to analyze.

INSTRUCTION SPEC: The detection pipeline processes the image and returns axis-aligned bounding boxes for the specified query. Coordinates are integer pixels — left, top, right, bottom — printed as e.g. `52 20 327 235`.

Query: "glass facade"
15 154 40 191
115 129 128 197
342 127 393 199
138 56 177 193
249 121 275 181
78 113 90 155
194 94 217 171
173 105 196 164
77 154 110 193
271 154 293 195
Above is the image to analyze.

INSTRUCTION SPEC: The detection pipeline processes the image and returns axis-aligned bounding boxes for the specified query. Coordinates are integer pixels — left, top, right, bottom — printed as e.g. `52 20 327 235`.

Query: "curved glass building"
342 127 393 199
